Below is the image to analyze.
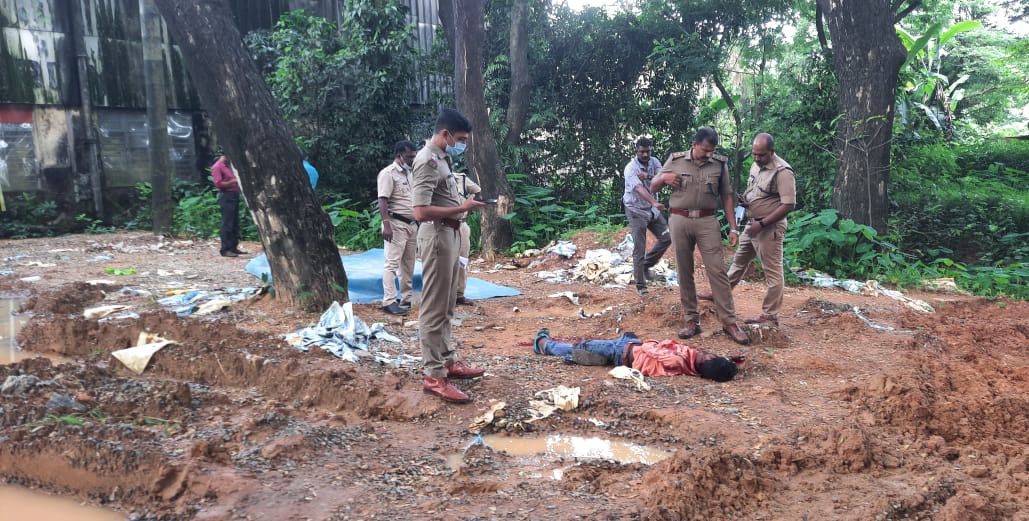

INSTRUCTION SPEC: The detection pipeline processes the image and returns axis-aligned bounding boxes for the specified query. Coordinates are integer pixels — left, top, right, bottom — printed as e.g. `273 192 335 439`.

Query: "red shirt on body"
211 158 240 192
630 339 702 377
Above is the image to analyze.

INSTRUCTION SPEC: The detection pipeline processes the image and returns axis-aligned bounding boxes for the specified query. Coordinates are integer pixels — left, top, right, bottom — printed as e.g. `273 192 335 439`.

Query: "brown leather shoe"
697 291 714 301
744 315 778 326
677 322 702 339
446 362 485 379
455 297 474 306
422 377 471 403
723 323 750 345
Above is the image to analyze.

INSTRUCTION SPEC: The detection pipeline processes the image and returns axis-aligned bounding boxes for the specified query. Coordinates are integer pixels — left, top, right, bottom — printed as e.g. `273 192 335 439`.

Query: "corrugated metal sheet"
0 119 37 191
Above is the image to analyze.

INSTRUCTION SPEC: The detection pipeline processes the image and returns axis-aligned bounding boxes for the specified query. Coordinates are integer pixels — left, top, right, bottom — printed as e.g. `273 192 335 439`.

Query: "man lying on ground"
532 328 744 382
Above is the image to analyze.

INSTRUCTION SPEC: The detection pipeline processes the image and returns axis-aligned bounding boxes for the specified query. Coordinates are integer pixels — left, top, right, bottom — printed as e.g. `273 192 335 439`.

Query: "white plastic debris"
548 291 580 305
83 304 130 319
794 269 934 313
547 241 577 258
608 366 651 391
284 301 411 363
111 332 175 374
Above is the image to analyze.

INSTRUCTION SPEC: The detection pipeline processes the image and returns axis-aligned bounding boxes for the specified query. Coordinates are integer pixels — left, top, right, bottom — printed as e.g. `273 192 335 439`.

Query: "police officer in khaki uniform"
377 140 419 315
453 171 481 306
412 109 488 404
650 127 749 345
700 133 795 325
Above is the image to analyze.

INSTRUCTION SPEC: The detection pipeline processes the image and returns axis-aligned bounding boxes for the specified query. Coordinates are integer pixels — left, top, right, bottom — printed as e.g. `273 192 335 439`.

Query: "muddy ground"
0 231 1026 521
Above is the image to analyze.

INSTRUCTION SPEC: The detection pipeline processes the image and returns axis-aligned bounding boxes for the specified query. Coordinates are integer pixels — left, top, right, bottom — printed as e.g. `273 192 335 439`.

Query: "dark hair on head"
754 133 775 151
693 127 719 146
698 357 738 382
635 137 653 149
394 140 417 155
435 108 472 134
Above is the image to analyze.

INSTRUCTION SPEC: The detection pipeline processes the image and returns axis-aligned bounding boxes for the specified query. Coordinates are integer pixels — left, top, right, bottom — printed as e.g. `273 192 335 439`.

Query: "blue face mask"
446 141 467 157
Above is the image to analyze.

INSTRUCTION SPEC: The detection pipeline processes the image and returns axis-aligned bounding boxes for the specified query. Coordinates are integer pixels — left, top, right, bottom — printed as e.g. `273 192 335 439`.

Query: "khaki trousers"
456 222 471 299
382 219 417 304
417 222 461 378
727 219 787 318
669 214 737 326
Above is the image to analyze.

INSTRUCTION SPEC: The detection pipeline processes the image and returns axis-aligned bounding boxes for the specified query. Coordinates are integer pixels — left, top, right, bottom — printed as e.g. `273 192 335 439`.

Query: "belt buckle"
688 210 701 218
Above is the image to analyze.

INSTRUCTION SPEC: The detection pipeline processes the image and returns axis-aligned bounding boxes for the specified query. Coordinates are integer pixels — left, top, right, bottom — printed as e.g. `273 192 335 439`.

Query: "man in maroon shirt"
211 156 246 257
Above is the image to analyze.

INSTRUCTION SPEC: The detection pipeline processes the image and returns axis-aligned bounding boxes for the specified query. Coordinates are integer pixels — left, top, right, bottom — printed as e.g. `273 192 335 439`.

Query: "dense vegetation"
2 0 1026 298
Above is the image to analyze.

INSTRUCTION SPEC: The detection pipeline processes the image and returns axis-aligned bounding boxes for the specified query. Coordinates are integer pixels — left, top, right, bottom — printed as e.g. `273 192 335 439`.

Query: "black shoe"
397 300 412 311
231 248 247 255
569 349 610 366
220 251 239 258
637 287 649 296
382 302 409 315
455 297 474 306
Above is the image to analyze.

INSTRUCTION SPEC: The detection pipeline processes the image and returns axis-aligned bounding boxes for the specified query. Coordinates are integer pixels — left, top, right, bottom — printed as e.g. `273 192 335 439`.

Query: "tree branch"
894 0 922 23
815 0 830 53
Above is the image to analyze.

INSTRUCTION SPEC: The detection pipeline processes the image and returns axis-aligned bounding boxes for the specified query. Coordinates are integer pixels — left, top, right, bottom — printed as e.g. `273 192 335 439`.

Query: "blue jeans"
543 332 639 365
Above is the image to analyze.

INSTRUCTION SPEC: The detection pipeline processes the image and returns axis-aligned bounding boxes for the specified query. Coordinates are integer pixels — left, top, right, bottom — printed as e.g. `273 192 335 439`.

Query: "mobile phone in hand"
476 196 498 204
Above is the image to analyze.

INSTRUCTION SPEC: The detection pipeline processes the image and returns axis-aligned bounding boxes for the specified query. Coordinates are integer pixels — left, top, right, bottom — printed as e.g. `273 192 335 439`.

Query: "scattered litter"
514 248 542 258
608 366 651 391
19 276 41 282
919 277 969 295
284 301 412 364
111 332 176 374
512 306 520 313
526 385 580 423
157 269 185 277
118 287 152 298
403 320 419 328
795 269 934 313
104 267 137 276
20 261 56 268
536 270 572 283
469 401 507 434
83 304 130 319
578 306 614 319
586 418 607 427
157 287 260 316
86 279 116 285
194 299 233 315
87 255 113 262
47 393 86 412
99 312 140 323
547 241 577 258
0 270 13 277
548 291 580 305
851 306 914 334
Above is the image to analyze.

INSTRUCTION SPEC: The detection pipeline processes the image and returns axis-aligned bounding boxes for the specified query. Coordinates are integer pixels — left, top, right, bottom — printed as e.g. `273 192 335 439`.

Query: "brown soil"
1 231 1027 520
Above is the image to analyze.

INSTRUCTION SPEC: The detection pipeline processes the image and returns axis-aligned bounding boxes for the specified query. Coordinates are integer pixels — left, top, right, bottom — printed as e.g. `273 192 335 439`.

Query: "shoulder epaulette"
428 153 441 169
712 153 727 162
670 151 688 160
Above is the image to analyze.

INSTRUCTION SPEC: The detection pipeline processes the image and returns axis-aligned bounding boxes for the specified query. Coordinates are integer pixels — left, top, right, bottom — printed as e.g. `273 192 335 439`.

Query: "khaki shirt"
743 153 796 219
454 172 481 198
376 161 415 218
412 140 466 220
660 150 730 211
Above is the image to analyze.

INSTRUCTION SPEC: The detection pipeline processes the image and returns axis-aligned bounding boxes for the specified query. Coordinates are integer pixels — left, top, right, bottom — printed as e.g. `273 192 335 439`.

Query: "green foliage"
246 6 426 198
170 183 258 241
323 198 383 251
0 193 59 238
503 174 622 253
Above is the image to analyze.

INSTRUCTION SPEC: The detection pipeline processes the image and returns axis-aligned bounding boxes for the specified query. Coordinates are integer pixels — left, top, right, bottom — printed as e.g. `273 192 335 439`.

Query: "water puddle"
447 434 673 476
0 486 124 520
0 296 66 364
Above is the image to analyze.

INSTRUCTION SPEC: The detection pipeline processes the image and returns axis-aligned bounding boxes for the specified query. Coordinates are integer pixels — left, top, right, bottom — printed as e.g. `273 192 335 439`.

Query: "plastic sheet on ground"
83 305 130 319
794 269 934 313
547 241 577 258
156 287 261 316
112 332 175 374
468 401 507 434
245 250 521 304
284 301 414 366
608 366 651 391
526 385 580 423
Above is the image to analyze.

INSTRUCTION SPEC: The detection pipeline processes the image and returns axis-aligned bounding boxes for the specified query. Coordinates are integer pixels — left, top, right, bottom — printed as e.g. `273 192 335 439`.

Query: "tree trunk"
505 0 531 146
453 0 514 256
820 0 907 233
140 0 172 235
153 0 348 310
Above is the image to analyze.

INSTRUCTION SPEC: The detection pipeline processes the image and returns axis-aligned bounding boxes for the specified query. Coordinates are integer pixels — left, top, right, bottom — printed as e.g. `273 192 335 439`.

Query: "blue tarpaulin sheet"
245 249 521 304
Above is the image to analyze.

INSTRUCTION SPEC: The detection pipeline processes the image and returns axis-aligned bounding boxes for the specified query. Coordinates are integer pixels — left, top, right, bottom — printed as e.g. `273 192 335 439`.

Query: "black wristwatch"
757 218 765 226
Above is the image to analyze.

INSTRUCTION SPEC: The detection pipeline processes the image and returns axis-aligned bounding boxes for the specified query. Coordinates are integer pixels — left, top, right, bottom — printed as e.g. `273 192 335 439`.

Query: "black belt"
389 212 417 225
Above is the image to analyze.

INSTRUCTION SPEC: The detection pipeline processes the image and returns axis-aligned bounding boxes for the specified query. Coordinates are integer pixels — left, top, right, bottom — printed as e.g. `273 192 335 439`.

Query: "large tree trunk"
453 0 514 255
505 0 531 146
153 0 348 310
140 0 172 235
820 0 910 233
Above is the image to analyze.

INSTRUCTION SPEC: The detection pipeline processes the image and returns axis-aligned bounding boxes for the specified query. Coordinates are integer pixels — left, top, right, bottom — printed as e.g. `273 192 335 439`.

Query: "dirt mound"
21 281 112 314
